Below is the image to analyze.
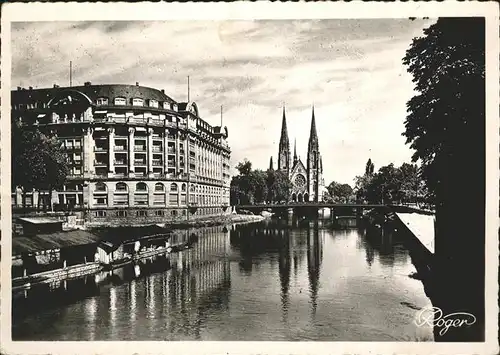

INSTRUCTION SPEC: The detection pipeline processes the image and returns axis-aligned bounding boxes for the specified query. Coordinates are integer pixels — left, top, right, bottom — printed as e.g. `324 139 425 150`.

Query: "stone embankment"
85 213 265 230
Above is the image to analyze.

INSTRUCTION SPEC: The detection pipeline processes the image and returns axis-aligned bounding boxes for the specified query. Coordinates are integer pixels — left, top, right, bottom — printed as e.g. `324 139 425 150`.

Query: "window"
96 97 109 106
169 193 179 204
155 183 165 192
163 102 170 109
134 195 148 205
155 210 165 216
171 210 177 217
137 210 148 217
153 194 166 205
94 211 107 217
170 183 178 192
171 103 178 111
95 182 107 192
136 182 148 192
93 196 108 205
149 99 158 108
132 98 144 107
113 194 129 205
116 182 128 192
114 97 126 105
116 210 127 217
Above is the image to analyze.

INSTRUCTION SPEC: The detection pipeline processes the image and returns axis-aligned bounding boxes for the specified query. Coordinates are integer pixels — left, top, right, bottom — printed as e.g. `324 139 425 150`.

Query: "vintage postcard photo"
1 2 498 354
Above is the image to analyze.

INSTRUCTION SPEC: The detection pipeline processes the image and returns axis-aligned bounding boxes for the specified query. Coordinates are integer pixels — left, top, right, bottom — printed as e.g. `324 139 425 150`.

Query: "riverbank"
85 213 265 230
12 214 266 291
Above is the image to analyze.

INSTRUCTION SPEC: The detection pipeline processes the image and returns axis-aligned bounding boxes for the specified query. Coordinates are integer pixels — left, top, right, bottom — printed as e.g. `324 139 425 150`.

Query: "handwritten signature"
415 306 476 336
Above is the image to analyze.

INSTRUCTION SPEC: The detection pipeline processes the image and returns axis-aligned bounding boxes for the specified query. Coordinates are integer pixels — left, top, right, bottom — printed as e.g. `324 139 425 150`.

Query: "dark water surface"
12 218 433 341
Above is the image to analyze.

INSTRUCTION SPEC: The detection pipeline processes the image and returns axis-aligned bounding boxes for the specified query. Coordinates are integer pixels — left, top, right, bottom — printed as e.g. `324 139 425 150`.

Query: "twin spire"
278 104 319 161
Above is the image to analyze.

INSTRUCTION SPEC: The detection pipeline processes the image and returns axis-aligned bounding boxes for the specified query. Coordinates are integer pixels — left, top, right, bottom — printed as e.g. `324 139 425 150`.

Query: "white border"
1 2 499 355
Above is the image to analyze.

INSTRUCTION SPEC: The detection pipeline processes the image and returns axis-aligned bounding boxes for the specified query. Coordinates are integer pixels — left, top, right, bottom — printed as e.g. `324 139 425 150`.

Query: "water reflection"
13 221 433 341
307 222 322 319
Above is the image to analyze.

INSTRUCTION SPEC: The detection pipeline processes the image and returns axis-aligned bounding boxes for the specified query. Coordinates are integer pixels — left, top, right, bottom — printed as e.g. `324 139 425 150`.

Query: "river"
12 217 433 341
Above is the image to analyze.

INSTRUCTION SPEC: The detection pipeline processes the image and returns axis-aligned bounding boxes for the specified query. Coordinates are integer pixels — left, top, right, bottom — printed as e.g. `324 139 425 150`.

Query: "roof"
12 230 100 255
17 217 63 225
98 240 121 253
91 224 171 244
12 84 176 106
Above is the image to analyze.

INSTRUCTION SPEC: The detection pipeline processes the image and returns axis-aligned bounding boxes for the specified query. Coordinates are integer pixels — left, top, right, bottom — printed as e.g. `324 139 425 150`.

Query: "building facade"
272 106 326 203
11 83 231 223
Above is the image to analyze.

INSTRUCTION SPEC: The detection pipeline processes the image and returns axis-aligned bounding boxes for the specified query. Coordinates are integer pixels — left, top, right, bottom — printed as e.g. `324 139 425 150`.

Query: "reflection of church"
270 107 326 202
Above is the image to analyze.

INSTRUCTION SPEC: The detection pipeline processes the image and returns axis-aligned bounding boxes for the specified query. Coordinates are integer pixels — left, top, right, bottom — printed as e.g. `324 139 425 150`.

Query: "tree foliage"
402 18 485 203
354 161 426 205
326 181 353 203
365 158 375 176
230 159 292 204
12 122 70 208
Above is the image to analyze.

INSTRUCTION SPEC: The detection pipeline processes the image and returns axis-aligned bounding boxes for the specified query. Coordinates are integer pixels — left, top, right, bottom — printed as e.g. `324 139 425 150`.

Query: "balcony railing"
134 146 146 152
114 146 127 151
114 160 127 165
94 146 107 152
153 160 163 166
94 161 107 166
152 146 163 152
134 160 147 166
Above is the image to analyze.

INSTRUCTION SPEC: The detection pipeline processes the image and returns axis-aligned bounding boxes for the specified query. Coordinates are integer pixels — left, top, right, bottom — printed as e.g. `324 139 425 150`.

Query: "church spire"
278 106 291 172
309 105 318 145
293 138 298 166
280 106 289 147
269 156 274 171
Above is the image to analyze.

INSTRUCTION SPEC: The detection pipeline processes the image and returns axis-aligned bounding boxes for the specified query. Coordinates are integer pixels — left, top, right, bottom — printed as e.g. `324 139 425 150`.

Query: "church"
269 106 326 203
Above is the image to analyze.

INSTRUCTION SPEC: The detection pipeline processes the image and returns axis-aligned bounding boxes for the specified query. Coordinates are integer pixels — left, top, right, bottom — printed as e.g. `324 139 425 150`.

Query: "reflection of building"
307 222 323 318
278 228 291 323
11 83 231 223
270 107 326 202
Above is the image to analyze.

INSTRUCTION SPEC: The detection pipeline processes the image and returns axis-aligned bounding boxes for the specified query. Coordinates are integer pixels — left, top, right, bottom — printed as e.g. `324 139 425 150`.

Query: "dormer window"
171 103 178 111
149 99 158 108
96 97 108 106
163 101 170 109
114 97 126 105
132 98 144 107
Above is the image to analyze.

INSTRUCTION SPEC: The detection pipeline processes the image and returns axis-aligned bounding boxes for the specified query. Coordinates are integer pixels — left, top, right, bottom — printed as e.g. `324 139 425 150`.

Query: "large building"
271 106 326 203
11 82 231 223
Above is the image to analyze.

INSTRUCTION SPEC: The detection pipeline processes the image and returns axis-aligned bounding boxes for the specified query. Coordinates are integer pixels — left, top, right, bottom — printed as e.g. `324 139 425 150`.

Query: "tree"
365 158 374 176
327 181 353 203
231 160 279 204
236 159 252 176
12 122 70 210
403 18 485 341
267 170 292 203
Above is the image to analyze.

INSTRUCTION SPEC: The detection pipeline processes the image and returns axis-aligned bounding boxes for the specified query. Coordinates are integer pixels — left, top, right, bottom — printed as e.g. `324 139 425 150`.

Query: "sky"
11 19 435 185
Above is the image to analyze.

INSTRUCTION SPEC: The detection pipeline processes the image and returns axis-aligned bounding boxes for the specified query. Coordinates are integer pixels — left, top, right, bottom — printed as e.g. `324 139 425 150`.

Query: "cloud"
11 18 435 184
